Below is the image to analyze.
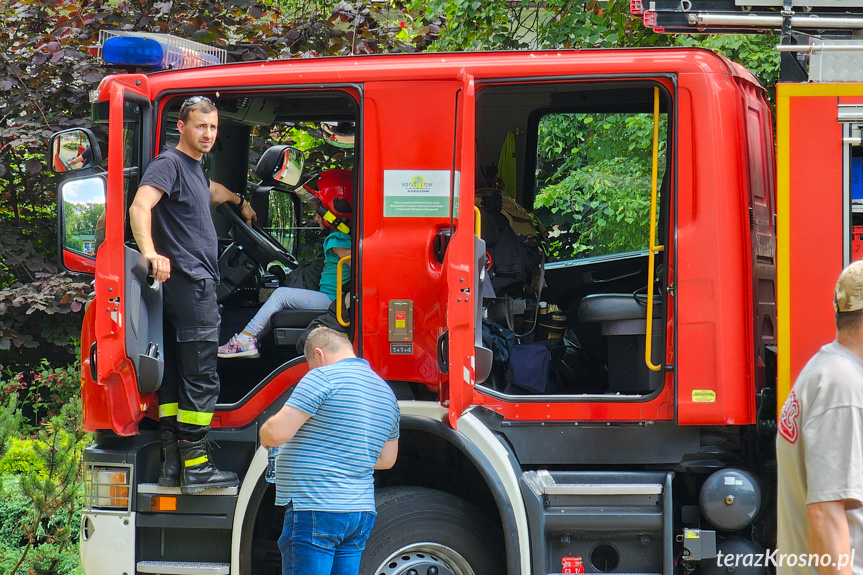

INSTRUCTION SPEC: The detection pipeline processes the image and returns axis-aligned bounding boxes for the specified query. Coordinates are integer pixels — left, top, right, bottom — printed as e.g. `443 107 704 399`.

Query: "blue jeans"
278 505 376 575
244 287 333 337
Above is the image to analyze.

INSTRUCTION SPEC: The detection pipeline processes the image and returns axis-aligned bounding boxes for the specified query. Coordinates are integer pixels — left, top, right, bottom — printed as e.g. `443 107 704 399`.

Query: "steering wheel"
220 203 299 270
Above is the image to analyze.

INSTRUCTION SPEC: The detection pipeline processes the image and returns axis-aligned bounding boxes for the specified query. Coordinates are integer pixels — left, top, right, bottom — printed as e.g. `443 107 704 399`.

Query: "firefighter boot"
158 430 181 488
178 439 239 494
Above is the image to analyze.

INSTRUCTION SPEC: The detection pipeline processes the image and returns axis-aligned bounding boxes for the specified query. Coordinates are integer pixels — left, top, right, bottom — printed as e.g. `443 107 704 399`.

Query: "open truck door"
89 79 161 435
446 73 492 428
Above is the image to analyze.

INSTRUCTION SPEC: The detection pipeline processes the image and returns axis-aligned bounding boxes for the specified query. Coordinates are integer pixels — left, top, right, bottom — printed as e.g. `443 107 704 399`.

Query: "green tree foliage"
406 0 779 87
0 395 24 458
11 408 86 575
263 0 440 55
62 202 102 238
406 0 676 50
534 112 667 259
1 360 83 431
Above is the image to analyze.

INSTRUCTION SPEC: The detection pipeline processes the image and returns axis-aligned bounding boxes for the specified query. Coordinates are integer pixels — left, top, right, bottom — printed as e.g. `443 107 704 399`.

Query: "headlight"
84 464 132 510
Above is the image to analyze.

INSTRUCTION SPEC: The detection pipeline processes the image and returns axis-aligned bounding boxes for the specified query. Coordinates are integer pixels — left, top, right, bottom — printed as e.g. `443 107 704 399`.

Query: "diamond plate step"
534 470 663 496
544 482 663 496
138 483 239 496
137 560 229 575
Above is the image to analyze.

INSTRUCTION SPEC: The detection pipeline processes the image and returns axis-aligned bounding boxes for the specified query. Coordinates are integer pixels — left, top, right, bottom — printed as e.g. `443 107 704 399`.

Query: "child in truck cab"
218 169 353 359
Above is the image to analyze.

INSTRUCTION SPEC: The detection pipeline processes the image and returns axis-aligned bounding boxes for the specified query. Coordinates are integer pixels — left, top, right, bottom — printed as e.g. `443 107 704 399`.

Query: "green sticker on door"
383 170 452 217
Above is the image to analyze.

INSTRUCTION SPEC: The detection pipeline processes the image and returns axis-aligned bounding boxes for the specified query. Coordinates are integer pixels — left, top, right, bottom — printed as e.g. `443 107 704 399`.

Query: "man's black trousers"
158 274 221 442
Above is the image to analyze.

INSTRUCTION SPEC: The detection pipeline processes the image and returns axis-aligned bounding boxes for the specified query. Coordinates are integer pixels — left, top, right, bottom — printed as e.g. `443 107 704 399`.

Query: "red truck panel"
777 85 858 407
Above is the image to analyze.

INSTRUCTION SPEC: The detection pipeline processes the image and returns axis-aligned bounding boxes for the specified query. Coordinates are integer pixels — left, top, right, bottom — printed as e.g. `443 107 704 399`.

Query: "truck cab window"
534 110 667 262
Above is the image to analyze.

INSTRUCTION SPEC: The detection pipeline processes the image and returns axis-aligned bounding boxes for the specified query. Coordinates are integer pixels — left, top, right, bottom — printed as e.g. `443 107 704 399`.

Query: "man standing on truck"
777 260 863 575
129 95 256 494
260 326 400 575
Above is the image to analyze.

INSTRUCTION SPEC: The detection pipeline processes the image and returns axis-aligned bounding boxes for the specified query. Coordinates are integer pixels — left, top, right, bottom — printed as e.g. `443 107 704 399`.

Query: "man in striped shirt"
260 327 400 575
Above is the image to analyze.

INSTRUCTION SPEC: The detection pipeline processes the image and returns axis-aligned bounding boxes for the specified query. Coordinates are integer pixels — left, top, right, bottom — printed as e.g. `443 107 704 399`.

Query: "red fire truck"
53 29 783 575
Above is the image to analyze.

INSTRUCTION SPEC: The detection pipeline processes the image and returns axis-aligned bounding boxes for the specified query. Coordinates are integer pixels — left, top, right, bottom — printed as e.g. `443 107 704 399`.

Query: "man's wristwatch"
236 194 245 208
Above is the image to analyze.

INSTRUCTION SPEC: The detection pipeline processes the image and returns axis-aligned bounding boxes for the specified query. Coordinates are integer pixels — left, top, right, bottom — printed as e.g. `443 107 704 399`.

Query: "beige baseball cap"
835 260 863 312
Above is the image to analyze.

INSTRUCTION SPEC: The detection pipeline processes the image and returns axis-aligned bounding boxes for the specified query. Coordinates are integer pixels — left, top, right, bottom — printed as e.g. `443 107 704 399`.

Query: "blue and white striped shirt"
274 357 400 512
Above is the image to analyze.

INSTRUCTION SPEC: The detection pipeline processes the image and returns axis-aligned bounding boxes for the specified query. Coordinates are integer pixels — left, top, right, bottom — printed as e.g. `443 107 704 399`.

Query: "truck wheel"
360 486 505 575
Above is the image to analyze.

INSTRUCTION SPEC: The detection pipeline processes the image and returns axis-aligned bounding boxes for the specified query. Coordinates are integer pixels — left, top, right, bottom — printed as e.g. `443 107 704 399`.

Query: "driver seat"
271 308 328 349
578 293 663 393
262 259 333 351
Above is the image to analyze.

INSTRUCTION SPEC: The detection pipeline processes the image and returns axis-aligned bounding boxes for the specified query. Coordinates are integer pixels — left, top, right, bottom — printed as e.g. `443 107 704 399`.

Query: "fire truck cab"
55 33 777 575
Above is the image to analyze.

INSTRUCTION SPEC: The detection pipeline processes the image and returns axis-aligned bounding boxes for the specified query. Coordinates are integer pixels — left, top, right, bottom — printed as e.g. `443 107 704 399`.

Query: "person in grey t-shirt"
129 95 257 494
777 260 863 575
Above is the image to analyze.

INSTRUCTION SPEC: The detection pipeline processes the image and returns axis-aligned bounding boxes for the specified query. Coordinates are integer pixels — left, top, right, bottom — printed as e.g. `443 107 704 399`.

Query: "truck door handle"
89 342 98 382
437 330 449 374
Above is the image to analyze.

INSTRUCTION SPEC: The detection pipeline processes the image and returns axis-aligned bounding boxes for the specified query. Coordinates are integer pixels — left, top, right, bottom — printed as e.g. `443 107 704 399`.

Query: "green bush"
0 394 86 575
0 438 47 477
0 474 83 575
0 477 28 548
0 539 83 575
1 360 81 432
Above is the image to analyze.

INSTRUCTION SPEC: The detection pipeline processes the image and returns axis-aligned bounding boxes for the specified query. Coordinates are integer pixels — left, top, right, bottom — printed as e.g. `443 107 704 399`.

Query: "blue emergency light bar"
99 32 227 70
102 36 165 67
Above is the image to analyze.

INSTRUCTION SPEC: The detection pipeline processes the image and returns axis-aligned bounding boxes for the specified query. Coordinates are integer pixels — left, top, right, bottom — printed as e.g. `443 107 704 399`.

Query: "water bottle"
265 447 277 483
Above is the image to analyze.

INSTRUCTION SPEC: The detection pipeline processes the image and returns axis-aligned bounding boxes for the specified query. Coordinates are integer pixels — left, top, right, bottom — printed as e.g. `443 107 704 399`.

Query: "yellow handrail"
645 86 665 372
336 255 352 327
474 206 481 237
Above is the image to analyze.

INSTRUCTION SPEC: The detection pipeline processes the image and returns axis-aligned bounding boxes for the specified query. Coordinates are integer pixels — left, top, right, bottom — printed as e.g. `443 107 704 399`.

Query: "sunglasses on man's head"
180 96 214 111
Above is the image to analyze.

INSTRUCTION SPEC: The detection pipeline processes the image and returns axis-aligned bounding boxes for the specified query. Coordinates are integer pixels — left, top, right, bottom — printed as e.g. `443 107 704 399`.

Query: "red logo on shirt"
779 390 800 444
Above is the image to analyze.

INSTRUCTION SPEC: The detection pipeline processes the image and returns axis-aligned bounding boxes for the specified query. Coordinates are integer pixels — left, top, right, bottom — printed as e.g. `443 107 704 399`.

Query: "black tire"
360 486 505 575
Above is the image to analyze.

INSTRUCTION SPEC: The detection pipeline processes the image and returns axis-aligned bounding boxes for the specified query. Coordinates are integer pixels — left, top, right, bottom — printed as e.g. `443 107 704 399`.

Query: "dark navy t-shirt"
139 148 219 281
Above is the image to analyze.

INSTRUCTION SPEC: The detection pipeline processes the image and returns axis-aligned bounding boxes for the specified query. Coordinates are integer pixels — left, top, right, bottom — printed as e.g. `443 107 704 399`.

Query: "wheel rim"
371 542 476 575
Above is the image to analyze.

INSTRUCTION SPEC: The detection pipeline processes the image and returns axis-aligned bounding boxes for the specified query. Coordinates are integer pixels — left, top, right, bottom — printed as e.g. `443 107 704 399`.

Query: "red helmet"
312 169 353 220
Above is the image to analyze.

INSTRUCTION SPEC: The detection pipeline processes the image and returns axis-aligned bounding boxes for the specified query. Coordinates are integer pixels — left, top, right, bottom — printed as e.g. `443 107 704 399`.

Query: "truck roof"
98 47 763 99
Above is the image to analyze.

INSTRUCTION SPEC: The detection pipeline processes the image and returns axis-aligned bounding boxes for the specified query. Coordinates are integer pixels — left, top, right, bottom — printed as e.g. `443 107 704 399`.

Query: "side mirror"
274 147 304 187
256 145 304 187
58 175 107 274
49 128 103 173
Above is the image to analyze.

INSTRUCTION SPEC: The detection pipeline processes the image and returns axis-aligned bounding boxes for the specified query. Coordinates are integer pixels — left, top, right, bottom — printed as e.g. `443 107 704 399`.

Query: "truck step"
521 470 674 575
138 483 239 496
543 506 663 532
137 561 229 575
532 469 663 495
